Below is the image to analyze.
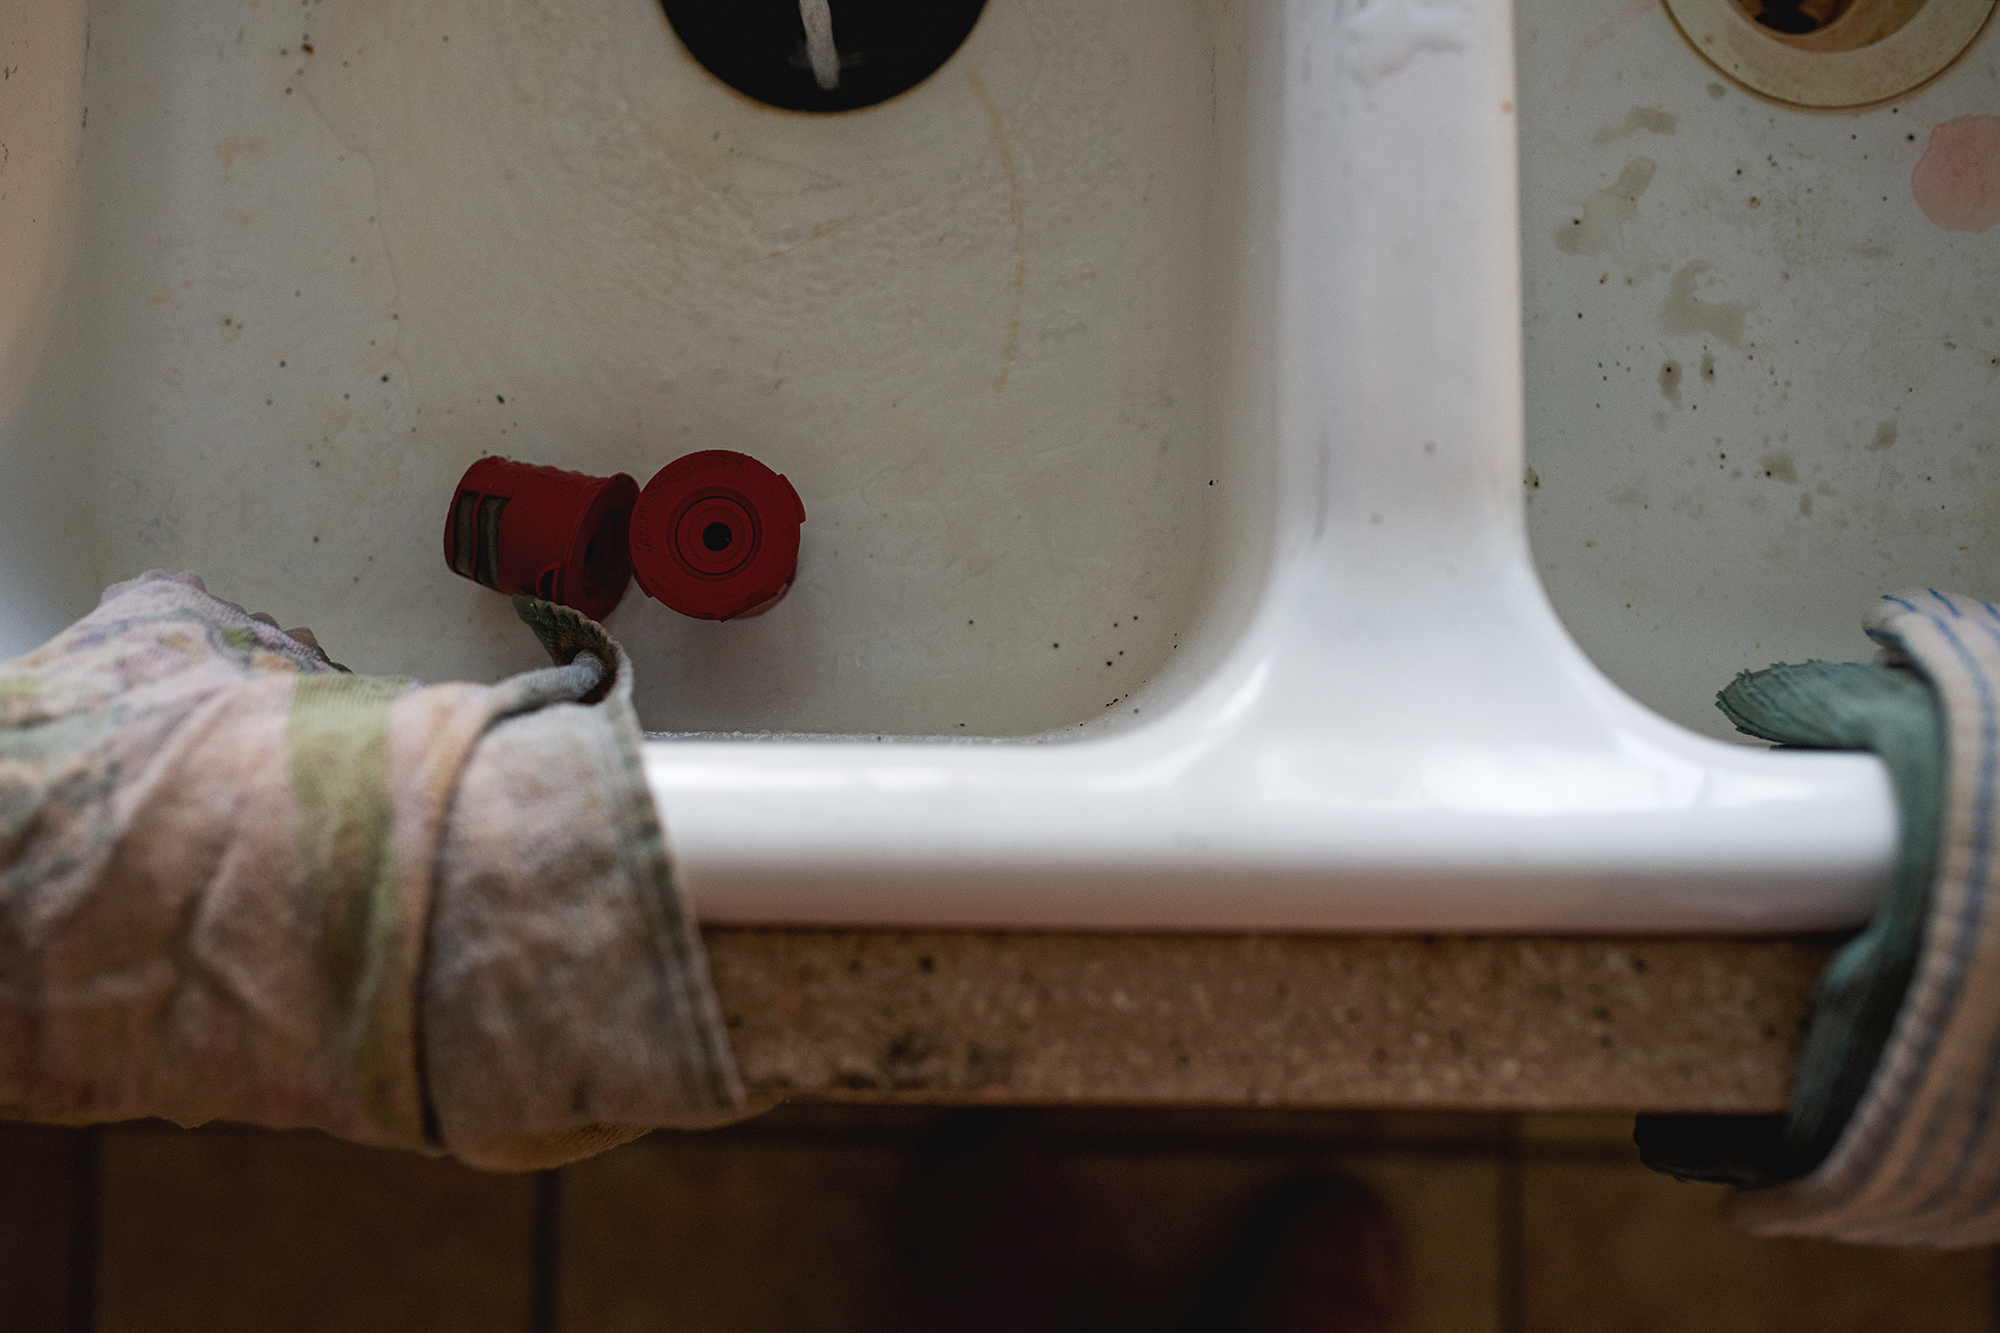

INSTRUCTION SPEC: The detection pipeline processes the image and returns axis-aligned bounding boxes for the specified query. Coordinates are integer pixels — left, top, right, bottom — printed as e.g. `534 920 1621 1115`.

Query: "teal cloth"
1637 660 1945 1187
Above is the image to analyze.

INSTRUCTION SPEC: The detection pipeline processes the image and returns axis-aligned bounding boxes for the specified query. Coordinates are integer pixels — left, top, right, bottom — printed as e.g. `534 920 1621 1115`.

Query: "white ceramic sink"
1 0 1912 929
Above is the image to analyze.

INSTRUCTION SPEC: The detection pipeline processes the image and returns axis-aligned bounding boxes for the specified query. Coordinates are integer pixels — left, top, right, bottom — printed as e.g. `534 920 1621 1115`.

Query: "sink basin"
0 0 1906 929
1519 0 2000 744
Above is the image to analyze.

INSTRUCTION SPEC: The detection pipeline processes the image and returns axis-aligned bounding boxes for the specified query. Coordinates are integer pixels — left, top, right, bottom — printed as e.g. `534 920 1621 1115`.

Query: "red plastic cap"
630 451 806 621
443 457 639 621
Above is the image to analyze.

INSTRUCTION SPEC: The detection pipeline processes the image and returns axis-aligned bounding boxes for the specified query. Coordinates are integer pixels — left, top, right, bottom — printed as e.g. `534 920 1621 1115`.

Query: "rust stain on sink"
213 136 259 173
969 69 1025 393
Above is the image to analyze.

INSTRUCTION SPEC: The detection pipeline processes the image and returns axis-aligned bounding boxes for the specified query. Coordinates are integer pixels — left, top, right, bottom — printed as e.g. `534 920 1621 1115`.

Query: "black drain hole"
702 522 735 552
661 0 988 113
1738 0 1855 34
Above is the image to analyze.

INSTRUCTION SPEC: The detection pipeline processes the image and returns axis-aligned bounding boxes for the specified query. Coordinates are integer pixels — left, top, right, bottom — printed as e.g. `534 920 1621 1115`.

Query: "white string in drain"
799 0 840 91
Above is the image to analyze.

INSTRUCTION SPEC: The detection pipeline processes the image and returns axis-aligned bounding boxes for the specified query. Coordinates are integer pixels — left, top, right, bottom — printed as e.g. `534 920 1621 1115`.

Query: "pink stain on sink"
1911 115 2000 234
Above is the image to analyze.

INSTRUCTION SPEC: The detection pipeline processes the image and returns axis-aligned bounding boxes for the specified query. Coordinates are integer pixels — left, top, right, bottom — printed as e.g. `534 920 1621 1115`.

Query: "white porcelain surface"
1 0 1909 929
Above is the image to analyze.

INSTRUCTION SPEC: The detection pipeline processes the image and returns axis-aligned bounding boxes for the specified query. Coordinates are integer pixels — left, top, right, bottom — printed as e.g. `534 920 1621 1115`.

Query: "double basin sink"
7 0 1988 928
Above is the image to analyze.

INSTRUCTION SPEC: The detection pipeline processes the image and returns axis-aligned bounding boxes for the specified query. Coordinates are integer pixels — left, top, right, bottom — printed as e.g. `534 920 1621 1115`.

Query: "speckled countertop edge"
704 931 1836 1114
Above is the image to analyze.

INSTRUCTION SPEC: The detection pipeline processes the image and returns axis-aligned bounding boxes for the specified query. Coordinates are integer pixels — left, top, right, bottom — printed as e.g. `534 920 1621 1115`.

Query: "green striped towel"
0 571 741 1168
1644 588 2000 1246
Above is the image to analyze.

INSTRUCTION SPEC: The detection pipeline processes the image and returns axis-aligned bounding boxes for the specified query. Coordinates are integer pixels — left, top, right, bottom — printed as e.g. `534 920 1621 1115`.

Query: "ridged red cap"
443 457 638 621
629 451 805 621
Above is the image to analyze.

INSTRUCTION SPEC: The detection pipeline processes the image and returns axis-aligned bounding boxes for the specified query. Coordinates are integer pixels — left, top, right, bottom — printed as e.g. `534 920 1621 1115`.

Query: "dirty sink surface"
3 0 1269 738
1519 0 2000 740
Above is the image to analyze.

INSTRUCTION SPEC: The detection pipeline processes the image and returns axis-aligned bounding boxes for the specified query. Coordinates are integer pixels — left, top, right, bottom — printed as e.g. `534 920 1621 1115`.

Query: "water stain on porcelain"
1594 105 1679 144
1658 260 1746 345
1553 156 1659 273
1340 0 1476 83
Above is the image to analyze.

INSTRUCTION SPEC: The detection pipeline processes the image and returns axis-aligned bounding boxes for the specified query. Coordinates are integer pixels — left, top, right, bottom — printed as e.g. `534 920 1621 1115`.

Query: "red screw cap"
443 457 639 621
630 450 805 621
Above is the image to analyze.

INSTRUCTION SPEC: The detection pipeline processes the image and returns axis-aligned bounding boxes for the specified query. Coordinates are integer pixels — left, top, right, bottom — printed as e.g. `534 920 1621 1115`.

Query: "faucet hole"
702 521 735 552
661 0 988 113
